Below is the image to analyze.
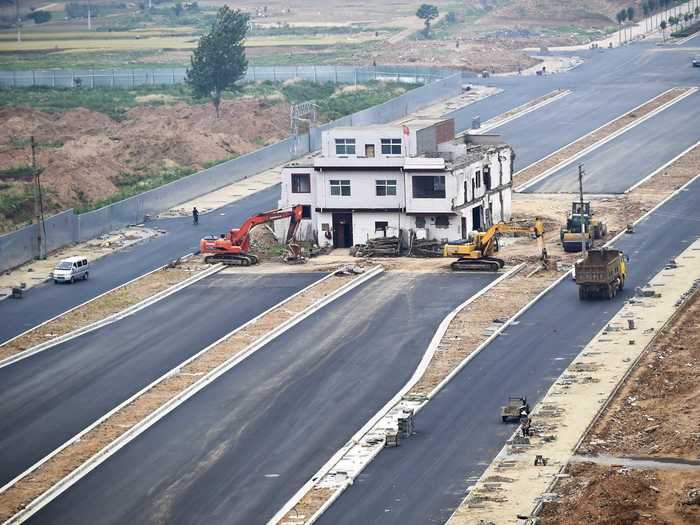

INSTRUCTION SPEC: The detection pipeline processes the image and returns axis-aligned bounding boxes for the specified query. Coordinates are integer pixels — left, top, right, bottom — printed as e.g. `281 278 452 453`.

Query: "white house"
276 118 513 249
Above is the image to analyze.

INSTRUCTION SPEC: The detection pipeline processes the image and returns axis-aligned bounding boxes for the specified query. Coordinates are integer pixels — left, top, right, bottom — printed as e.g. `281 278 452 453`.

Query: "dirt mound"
0 97 291 228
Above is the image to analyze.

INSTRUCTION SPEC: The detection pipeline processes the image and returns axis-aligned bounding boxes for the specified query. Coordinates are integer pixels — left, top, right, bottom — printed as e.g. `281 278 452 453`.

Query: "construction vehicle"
561 166 607 252
200 205 303 266
560 201 608 252
575 248 627 300
443 219 545 272
501 396 530 422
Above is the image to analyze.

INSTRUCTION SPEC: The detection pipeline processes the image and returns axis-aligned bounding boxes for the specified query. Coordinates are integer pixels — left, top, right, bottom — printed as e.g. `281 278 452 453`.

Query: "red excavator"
199 205 304 266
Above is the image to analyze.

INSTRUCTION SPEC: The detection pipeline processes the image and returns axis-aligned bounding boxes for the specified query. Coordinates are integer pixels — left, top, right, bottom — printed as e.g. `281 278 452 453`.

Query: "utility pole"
31 136 46 260
87 0 92 31
578 164 586 255
15 0 21 43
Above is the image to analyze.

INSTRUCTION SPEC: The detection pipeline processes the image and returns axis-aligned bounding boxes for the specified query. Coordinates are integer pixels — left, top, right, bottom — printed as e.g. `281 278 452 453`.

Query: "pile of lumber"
351 236 400 257
410 238 444 258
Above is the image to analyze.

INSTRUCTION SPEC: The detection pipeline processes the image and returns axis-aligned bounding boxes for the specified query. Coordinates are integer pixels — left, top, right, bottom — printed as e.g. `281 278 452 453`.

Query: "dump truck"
575 248 627 300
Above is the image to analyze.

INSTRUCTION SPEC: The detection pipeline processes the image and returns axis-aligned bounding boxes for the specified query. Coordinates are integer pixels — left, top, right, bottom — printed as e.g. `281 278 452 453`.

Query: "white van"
53 256 90 284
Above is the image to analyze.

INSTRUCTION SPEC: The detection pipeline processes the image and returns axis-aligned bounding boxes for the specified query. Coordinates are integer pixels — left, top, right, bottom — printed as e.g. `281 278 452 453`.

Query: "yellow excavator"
443 219 546 271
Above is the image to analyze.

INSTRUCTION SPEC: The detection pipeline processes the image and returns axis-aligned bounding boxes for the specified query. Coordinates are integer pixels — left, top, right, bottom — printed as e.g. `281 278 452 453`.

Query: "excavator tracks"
204 254 259 266
450 257 505 272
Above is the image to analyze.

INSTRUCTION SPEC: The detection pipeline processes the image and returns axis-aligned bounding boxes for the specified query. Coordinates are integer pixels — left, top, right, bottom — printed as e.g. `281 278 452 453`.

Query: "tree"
660 19 667 40
616 9 627 43
28 10 51 23
416 4 439 38
642 2 650 31
626 7 634 39
186 6 249 118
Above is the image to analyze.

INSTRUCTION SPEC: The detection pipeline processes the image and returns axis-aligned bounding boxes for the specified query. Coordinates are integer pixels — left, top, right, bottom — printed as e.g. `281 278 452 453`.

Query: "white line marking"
0 262 223 369
624 140 700 193
268 266 524 525
290 169 700 525
472 90 572 134
3 267 384 525
513 87 698 193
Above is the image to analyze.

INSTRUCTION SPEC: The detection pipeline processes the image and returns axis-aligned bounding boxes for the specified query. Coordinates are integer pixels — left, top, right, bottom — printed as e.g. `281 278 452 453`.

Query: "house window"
330 179 351 196
435 216 450 229
412 175 446 198
375 221 389 232
376 179 397 196
301 205 312 219
483 167 492 190
475 170 482 188
381 138 402 155
415 217 426 228
335 138 356 155
291 173 310 193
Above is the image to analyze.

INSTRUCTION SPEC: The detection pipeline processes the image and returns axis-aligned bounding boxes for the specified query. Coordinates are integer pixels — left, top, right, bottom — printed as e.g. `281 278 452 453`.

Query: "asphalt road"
525 90 700 193
317 178 700 525
28 272 496 525
0 272 323 488
0 186 280 345
4 41 696 343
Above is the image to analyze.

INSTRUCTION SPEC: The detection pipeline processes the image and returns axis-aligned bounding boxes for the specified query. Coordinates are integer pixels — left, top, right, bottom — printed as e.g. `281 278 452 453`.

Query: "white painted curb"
514 87 698 192
288 167 700 525
474 89 572 134
3 266 383 525
624 140 700 193
0 259 221 369
268 265 524 525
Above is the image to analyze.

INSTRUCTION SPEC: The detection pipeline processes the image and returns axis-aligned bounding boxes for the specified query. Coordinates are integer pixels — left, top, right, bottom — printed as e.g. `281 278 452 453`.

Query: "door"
472 206 482 231
332 213 353 248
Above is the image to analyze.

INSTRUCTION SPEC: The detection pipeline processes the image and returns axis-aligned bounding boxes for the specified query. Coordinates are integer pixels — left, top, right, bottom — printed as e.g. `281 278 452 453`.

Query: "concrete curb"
474 89 572 134
0 259 221 370
269 265 524 525
3 266 383 525
624 140 700 193
513 86 698 192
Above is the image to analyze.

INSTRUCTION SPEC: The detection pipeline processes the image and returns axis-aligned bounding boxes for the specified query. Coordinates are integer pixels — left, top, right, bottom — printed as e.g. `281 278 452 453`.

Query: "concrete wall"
0 73 463 271
0 210 77 273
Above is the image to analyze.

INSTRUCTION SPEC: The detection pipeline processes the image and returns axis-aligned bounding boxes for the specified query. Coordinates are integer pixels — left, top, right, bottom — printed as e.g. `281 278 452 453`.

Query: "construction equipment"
575 248 627 300
200 205 303 266
501 396 530 422
560 166 607 252
444 219 545 272
560 201 608 252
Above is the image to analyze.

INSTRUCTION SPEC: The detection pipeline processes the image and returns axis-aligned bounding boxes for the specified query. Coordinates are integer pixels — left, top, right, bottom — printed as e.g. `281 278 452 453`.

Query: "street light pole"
31 136 46 260
578 164 586 255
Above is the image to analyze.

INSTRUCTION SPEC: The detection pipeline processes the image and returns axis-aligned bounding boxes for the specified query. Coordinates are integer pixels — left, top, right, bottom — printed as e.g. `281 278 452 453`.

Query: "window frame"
380 138 402 155
435 216 450 229
291 173 311 194
375 179 397 197
330 179 351 197
335 138 356 156
412 175 446 199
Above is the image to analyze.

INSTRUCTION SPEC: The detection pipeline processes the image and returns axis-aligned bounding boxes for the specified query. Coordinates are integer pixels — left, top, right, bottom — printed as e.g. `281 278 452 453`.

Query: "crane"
199 205 304 266
443 219 545 271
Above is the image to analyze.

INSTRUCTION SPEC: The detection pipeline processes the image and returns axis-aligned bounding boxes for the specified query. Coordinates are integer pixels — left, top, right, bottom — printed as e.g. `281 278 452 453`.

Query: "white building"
276 118 513 249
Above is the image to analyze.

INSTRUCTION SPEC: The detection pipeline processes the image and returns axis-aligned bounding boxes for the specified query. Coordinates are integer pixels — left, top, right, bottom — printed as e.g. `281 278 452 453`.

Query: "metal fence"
0 65 455 89
0 72 463 272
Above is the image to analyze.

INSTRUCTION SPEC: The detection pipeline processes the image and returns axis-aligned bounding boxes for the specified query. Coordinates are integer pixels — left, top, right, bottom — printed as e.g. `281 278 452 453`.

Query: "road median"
514 86 697 192
0 265 382 524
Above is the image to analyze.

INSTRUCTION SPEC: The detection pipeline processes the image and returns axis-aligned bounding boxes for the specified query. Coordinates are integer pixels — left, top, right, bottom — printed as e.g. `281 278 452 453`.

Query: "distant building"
276 118 513 249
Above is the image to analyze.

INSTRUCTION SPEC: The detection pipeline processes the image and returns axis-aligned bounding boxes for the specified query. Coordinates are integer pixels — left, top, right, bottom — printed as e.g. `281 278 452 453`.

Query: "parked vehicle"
693 55 700 67
53 256 89 284
575 248 626 300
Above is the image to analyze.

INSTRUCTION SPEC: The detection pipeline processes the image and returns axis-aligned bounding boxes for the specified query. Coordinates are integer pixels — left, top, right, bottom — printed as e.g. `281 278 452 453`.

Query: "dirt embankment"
0 98 290 226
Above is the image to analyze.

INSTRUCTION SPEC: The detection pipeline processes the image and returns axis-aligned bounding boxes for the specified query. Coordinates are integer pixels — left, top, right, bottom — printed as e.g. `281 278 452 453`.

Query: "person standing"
192 207 199 225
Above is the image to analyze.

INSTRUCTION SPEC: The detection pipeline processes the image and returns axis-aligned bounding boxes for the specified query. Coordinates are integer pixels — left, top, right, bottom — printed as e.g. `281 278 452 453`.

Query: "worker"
192 207 199 225
520 412 531 436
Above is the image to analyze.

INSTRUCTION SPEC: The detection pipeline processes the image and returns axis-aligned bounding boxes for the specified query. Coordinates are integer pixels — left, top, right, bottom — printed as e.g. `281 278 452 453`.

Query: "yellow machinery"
444 219 545 271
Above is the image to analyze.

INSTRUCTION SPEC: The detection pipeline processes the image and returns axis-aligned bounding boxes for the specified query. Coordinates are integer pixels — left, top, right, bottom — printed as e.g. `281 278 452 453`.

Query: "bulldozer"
200 205 303 266
560 201 607 253
443 218 545 272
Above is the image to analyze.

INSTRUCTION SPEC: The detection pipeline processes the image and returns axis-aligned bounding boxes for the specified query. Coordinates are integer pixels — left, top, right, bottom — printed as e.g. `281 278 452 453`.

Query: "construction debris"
351 236 400 258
